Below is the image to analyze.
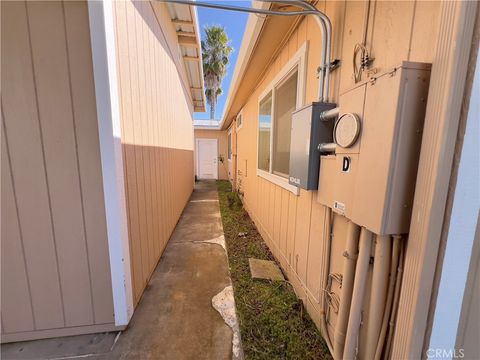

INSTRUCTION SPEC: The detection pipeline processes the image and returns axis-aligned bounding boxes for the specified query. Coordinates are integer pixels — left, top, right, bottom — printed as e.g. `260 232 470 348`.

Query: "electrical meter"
334 113 361 148
317 61 432 235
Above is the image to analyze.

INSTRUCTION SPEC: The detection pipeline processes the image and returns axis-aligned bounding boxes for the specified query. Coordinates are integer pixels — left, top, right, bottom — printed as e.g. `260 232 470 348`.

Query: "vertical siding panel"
273 187 282 249
1 1 64 330
306 202 326 301
114 1 194 301
338 1 365 92
370 2 415 72
134 4 153 280
280 190 289 261
154 28 167 249
268 183 275 238
145 6 160 262
287 193 297 267
139 3 154 273
127 1 149 287
27 1 93 326
408 2 440 62
297 17 307 47
294 192 313 283
152 11 161 261
63 0 114 324
326 0 347 102
1 116 35 333
114 0 143 304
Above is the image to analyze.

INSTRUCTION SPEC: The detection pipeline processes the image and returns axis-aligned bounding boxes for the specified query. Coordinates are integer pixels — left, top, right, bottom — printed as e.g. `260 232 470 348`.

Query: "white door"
196 138 218 179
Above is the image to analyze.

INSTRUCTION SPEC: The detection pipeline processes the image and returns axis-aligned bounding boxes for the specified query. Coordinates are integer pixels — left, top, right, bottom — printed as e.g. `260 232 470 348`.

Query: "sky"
193 1 251 121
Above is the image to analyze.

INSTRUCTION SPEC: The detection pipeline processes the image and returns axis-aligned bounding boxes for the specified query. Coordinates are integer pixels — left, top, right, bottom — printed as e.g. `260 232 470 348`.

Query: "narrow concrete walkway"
1 181 241 360
103 180 239 360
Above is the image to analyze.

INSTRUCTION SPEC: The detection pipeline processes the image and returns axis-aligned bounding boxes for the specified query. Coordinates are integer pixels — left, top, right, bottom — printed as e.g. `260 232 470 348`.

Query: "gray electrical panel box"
288 102 336 190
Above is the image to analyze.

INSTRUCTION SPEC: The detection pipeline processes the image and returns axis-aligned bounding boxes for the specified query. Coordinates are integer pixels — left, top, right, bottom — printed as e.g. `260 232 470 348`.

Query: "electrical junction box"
317 62 431 235
289 102 336 190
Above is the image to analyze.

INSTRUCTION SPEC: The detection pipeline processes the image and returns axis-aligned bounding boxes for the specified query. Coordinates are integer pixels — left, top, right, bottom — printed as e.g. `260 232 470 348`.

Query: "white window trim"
256 41 308 196
257 169 300 195
236 111 243 132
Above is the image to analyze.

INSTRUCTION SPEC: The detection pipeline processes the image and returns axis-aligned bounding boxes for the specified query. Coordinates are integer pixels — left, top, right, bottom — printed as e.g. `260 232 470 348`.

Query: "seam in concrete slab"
201 235 226 251
212 286 243 360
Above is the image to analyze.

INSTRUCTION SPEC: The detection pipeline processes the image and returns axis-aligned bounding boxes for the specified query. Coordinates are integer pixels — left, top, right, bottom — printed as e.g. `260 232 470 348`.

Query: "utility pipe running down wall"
364 235 392 360
344 227 373 359
374 235 402 360
333 221 361 360
320 207 334 353
385 238 405 358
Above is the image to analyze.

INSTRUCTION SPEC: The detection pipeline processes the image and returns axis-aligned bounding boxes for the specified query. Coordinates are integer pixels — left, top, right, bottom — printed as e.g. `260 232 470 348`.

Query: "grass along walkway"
217 181 332 360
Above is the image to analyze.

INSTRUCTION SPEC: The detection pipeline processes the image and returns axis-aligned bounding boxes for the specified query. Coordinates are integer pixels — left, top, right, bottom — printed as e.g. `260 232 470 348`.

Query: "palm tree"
202 25 233 120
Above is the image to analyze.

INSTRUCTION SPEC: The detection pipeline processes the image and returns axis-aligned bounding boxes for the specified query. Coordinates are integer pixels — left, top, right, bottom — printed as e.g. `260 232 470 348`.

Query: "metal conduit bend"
158 0 334 102
257 0 333 101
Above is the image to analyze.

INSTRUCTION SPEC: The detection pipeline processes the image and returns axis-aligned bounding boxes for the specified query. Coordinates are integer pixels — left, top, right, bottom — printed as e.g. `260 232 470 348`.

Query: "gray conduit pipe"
319 207 334 354
159 0 332 102
364 235 392 360
374 235 401 360
333 221 360 360
259 0 333 101
343 227 373 360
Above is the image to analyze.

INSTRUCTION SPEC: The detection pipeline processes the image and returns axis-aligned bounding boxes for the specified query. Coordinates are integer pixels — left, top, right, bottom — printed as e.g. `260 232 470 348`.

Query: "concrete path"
1 181 241 360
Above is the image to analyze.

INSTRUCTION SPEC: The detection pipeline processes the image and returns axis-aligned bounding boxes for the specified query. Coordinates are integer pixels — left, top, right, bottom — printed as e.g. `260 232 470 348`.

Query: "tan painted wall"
1 1 115 342
113 0 194 305
234 0 440 351
194 129 229 180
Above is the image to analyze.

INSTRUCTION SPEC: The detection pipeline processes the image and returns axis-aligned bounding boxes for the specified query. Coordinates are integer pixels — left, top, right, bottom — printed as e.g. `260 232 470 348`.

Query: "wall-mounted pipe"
159 0 334 102
320 107 339 122
344 227 373 359
318 143 336 154
374 235 402 360
260 0 333 101
333 221 360 360
319 207 334 353
364 235 392 360
384 238 404 358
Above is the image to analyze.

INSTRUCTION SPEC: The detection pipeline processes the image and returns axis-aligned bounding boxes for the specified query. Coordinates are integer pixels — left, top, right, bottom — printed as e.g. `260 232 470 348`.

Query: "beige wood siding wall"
113 0 195 305
194 129 229 180
1 1 115 342
235 0 440 347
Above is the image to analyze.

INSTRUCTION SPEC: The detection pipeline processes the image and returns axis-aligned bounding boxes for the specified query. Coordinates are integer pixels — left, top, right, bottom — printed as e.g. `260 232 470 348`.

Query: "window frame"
236 112 243 132
255 41 308 195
